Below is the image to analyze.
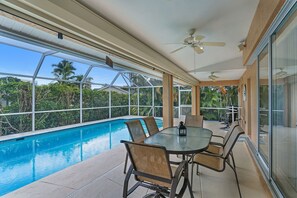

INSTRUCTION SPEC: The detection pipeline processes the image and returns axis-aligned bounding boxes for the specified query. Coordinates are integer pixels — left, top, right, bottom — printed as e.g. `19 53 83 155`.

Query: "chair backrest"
223 121 239 145
185 115 204 127
143 117 159 136
223 125 244 159
123 141 173 185
125 120 146 143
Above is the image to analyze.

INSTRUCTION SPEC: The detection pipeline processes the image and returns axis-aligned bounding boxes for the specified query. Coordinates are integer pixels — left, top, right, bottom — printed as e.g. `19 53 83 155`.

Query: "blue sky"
0 43 127 86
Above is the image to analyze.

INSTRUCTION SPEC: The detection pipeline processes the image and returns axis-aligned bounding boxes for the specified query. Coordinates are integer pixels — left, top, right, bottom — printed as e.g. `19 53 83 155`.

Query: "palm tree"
74 75 93 89
52 60 76 80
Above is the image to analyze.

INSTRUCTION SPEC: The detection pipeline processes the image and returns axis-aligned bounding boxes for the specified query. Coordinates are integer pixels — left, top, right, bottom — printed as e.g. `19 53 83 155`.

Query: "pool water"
0 118 162 196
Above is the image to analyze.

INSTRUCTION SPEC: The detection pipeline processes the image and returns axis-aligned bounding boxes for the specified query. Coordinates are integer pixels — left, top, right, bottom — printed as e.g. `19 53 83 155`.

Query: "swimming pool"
0 118 162 196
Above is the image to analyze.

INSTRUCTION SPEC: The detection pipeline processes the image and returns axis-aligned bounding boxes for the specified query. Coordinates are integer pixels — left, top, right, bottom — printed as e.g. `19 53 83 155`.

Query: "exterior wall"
243 0 285 64
191 85 200 115
162 73 174 128
239 61 258 146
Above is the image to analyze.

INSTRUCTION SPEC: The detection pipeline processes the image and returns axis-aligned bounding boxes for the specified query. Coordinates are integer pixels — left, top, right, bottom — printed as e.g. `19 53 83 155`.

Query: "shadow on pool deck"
3 120 272 198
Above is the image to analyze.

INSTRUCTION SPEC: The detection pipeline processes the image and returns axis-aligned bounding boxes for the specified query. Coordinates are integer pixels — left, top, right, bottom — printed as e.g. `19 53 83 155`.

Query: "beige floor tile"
41 145 125 190
2 181 74 198
67 177 123 198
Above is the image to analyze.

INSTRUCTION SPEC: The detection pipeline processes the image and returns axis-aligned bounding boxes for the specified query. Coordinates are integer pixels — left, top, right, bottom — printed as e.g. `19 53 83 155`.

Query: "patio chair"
121 140 193 198
185 115 204 128
191 125 244 198
143 116 160 136
123 120 147 174
206 121 239 155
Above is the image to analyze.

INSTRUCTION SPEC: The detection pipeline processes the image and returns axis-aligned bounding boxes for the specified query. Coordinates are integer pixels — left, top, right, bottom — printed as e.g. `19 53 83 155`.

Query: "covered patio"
0 0 296 198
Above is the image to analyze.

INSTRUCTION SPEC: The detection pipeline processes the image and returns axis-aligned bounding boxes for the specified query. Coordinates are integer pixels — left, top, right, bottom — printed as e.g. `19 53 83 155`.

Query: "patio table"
144 126 213 197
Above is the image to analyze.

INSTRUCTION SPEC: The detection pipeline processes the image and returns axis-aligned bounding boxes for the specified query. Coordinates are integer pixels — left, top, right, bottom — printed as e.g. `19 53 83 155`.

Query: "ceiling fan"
275 68 287 77
208 72 219 81
168 28 225 54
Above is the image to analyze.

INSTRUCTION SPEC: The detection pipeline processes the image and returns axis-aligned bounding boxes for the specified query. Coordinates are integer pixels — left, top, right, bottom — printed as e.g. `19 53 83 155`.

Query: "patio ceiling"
78 0 259 81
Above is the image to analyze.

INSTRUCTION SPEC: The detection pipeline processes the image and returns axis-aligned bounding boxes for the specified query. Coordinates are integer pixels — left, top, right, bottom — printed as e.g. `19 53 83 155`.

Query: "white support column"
128 87 131 115
80 83 83 123
32 80 36 131
109 89 111 118
137 88 140 116
152 87 155 116
178 86 181 118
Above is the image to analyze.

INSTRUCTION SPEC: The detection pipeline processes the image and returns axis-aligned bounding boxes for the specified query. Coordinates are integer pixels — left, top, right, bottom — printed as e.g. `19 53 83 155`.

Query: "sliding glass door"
271 6 297 197
258 46 269 164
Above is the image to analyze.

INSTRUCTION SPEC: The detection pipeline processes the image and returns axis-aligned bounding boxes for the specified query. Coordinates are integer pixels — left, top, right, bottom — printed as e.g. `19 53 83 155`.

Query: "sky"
0 43 127 86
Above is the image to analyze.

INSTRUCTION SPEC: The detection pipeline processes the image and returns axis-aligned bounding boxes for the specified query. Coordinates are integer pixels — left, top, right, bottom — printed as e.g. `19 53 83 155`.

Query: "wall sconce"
238 39 246 51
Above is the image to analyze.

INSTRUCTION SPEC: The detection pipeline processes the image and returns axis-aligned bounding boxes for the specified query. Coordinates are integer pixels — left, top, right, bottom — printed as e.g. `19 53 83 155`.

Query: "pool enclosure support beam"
109 89 111 118
191 85 200 116
178 86 181 118
110 72 121 86
122 73 139 88
152 87 154 116
31 50 56 131
121 73 130 87
108 73 121 118
162 73 174 128
137 88 140 116
128 88 131 115
80 66 93 123
79 83 83 123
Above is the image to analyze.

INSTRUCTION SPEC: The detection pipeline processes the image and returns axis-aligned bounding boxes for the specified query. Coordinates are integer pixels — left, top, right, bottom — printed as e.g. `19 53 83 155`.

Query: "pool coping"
0 116 163 142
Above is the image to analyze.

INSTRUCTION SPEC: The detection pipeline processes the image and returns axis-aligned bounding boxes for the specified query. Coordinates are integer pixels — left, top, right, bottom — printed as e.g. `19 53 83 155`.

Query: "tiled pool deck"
3 119 272 198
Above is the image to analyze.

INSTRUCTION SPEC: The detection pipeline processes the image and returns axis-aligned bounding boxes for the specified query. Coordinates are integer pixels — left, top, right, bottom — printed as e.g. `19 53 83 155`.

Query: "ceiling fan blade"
170 46 187 54
188 28 196 36
208 76 217 81
194 35 205 41
194 46 204 54
275 71 287 76
164 42 184 45
202 42 226 46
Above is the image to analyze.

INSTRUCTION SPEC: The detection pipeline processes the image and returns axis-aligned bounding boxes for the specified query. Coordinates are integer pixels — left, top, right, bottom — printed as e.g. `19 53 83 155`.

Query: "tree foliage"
200 86 238 120
0 60 130 135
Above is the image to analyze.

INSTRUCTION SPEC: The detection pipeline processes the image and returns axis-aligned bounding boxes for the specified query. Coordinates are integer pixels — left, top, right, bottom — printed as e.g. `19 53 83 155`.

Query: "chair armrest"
199 151 224 159
209 142 224 147
212 134 224 139
169 161 182 165
173 160 186 179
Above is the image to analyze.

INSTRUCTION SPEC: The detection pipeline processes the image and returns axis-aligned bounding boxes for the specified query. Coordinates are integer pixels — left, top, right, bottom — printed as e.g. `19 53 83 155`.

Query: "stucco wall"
239 61 258 146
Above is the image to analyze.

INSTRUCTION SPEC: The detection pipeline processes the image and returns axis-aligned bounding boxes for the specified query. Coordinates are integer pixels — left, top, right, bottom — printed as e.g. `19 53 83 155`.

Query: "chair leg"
233 167 242 198
230 152 236 169
123 165 133 198
123 152 128 174
169 177 179 198
196 164 200 175
191 162 194 187
187 178 194 198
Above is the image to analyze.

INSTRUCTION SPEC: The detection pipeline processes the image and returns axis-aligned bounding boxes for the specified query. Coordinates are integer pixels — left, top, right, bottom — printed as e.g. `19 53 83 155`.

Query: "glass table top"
144 127 213 154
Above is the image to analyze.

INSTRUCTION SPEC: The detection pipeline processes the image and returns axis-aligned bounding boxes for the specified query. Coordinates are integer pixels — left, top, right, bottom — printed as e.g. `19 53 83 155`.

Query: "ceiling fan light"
184 37 193 44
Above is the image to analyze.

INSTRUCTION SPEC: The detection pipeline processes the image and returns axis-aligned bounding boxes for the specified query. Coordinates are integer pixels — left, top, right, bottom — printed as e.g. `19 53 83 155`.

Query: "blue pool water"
0 118 163 196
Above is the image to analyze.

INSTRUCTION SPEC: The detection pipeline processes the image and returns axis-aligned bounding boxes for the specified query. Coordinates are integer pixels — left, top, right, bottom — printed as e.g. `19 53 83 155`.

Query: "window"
258 45 269 164
272 6 297 197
